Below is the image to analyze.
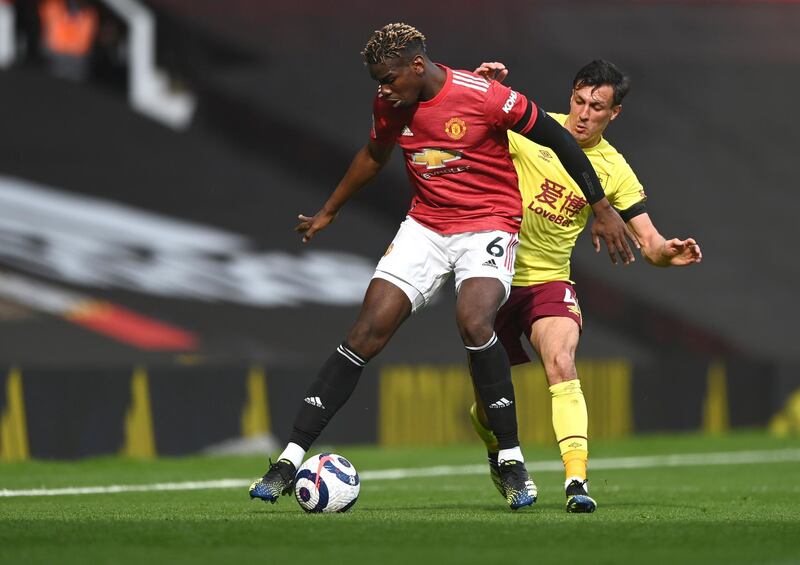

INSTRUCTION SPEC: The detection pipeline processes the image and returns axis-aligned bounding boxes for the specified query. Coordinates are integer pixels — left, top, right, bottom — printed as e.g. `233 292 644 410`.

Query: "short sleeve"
609 159 647 211
484 81 537 133
370 95 407 145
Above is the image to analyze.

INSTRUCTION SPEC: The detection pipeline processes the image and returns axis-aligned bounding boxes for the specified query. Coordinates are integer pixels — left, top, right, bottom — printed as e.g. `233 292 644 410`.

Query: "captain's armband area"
618 201 648 223
510 99 537 135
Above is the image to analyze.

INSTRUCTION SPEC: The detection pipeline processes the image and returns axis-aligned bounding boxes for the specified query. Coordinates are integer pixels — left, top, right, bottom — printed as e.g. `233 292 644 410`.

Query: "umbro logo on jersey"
489 397 513 409
401 126 414 137
482 259 498 268
304 396 325 409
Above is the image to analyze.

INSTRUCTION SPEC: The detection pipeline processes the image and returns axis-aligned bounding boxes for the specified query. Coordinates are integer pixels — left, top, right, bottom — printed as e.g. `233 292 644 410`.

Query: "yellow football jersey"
509 113 646 286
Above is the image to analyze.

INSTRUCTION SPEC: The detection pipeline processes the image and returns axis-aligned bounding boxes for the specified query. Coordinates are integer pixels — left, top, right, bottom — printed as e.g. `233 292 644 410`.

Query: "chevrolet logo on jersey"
412 148 463 170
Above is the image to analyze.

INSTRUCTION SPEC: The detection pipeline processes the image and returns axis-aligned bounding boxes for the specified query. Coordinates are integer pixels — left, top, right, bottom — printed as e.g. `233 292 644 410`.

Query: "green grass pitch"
1 432 799 565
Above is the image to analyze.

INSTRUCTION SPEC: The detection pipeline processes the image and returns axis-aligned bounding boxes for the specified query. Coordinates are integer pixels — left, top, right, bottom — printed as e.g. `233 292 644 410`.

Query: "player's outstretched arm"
295 140 395 243
521 110 639 265
627 213 702 267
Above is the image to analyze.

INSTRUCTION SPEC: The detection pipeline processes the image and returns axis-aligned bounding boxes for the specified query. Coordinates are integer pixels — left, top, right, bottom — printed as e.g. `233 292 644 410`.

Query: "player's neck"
578 136 602 149
418 62 447 102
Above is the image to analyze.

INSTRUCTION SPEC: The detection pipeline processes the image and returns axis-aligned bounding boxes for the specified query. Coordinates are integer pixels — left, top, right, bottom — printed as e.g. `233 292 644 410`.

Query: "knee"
457 315 495 348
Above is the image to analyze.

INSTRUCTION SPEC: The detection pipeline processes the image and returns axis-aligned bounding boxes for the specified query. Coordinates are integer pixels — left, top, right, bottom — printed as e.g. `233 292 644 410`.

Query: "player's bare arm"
627 212 702 267
295 140 395 243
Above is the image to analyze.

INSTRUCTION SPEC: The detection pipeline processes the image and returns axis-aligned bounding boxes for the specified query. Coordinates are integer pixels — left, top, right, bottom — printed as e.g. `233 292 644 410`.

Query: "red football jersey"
370 65 538 234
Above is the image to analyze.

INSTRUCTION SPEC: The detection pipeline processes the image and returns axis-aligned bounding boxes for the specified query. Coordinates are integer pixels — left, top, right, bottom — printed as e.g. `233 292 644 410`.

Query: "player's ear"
411 54 425 75
610 104 622 121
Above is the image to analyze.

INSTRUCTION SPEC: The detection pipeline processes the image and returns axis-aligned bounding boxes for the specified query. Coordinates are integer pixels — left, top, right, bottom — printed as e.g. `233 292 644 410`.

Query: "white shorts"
372 217 519 313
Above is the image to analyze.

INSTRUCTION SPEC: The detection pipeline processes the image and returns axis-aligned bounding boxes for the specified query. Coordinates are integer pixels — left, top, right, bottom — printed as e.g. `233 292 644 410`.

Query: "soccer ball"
294 453 360 513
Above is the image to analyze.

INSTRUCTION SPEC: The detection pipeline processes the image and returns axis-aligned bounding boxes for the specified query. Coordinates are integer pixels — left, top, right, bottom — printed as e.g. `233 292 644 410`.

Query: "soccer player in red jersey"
250 23 635 510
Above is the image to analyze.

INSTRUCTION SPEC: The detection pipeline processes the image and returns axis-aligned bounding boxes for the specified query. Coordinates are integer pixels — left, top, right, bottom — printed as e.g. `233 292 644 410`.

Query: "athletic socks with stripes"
288 342 367 450
467 333 521 451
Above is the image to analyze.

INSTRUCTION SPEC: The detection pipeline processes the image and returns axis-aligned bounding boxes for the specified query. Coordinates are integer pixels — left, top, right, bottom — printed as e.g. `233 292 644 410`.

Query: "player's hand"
590 200 639 265
295 210 338 243
474 61 508 83
663 237 702 266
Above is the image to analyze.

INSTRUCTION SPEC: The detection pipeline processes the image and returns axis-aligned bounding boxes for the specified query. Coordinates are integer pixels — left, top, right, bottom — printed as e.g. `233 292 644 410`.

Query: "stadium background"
0 0 797 460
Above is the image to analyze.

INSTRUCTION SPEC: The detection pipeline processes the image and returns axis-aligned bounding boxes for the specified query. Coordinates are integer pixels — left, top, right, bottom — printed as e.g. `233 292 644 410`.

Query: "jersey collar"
418 64 452 109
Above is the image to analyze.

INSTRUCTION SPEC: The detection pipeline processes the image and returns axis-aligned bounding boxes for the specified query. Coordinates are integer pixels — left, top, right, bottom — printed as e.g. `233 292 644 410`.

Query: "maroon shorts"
495 281 583 366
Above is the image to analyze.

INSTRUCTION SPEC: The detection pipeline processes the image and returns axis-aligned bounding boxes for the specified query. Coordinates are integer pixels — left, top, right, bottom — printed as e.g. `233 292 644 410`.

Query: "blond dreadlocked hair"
362 23 427 65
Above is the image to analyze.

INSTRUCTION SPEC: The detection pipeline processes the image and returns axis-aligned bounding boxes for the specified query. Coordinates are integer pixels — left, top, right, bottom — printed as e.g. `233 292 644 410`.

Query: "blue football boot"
498 459 537 510
565 479 597 513
249 458 297 503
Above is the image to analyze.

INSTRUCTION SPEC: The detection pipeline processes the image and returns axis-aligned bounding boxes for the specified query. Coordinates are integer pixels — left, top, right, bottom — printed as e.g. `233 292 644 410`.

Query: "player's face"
565 84 621 147
368 56 424 108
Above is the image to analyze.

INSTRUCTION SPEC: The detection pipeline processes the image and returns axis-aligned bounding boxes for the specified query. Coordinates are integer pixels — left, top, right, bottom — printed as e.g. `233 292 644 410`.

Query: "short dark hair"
362 23 427 65
572 60 630 106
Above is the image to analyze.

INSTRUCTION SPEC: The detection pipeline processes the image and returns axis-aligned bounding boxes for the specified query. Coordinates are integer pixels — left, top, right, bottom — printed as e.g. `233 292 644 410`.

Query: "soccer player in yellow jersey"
468 60 702 513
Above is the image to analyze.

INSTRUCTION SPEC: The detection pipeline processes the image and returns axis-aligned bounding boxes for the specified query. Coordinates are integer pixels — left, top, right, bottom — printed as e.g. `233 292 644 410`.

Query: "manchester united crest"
445 117 467 140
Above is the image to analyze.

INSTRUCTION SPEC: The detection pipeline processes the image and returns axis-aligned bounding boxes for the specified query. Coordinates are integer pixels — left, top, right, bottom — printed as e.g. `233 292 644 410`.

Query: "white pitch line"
0 479 250 498
2 448 799 498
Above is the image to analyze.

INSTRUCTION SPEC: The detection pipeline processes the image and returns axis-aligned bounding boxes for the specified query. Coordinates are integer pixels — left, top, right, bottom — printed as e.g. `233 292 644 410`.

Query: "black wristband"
619 200 647 223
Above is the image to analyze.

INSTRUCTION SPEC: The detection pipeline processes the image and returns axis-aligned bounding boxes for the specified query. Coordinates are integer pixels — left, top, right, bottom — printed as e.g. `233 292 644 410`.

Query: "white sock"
464 332 498 352
565 476 588 491
498 446 524 464
278 442 306 469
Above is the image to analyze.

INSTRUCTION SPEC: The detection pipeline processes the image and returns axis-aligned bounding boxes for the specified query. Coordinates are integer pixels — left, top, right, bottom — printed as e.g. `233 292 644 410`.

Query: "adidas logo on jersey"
489 397 513 409
401 126 414 136
482 259 498 268
304 396 325 409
